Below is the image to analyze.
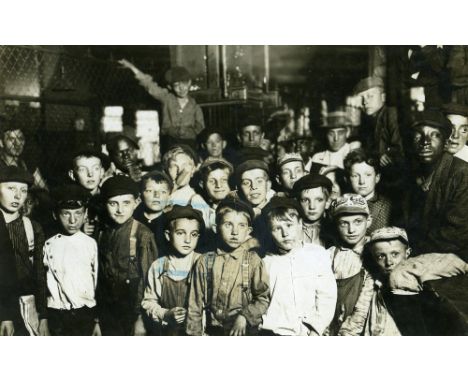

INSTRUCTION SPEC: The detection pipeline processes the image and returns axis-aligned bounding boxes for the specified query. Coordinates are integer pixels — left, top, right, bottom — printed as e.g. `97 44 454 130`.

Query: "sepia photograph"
1 44 467 338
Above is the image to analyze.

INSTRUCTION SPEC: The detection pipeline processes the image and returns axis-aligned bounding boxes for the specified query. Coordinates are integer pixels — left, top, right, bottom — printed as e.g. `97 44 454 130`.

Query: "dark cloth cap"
353 76 385 94
165 66 191 84
52 183 90 210
69 148 111 171
239 147 270 161
164 205 205 232
411 109 452 138
0 166 34 186
321 110 352 129
216 195 255 223
235 159 269 184
292 173 333 196
261 196 301 220
443 103 468 118
101 175 139 200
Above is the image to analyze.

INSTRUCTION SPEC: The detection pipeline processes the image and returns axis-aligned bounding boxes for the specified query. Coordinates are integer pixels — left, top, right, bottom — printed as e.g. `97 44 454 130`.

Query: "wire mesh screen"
0 45 156 188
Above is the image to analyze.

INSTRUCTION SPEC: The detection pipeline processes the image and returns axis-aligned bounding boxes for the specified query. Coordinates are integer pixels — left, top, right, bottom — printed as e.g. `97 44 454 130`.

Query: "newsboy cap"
292 174 333 197
411 109 452 138
368 226 409 245
0 166 34 186
235 159 270 184
353 76 385 94
101 175 139 200
261 196 301 220
330 193 369 218
165 66 191 84
443 103 468 118
52 183 90 210
164 204 205 232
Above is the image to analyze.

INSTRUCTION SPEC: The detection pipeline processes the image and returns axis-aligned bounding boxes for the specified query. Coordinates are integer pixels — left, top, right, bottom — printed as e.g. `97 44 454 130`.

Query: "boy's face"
446 114 468 155
336 214 371 247
278 161 305 191
359 87 385 116
0 181 28 214
1 129 25 158
171 80 191 99
240 168 271 207
71 156 104 192
106 194 139 225
165 218 200 256
142 180 171 213
371 239 409 274
299 187 330 223
113 139 138 172
238 125 264 148
326 127 348 152
413 125 445 165
349 162 380 198
167 153 196 188
204 168 231 202
219 210 252 249
269 214 303 252
205 133 225 158
56 206 87 235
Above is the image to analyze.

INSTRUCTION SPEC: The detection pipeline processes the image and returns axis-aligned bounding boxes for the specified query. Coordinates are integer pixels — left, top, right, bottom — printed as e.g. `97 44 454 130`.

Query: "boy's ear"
381 91 386 103
199 179 204 190
275 175 281 185
222 140 227 150
52 211 58 221
237 134 241 143
406 246 411 259
366 215 373 227
345 127 351 139
164 229 171 242
325 198 332 210
266 179 272 192
68 170 75 182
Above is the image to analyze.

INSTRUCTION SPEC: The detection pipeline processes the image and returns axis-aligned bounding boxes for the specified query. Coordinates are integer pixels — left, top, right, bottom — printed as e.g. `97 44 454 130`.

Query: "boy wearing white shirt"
260 197 337 336
41 184 100 336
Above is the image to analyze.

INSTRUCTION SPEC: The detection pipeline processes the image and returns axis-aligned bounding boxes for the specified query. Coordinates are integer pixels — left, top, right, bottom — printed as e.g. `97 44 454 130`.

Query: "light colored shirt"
142 252 200 323
310 142 360 169
262 244 337 335
328 239 368 280
454 145 468 163
43 231 98 310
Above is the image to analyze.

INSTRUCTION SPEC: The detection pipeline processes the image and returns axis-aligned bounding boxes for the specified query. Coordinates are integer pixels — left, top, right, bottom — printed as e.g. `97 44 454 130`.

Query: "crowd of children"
1 63 468 336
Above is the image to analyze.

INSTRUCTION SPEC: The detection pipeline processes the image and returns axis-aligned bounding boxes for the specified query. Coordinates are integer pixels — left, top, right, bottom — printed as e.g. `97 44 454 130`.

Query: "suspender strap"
241 250 252 307
129 219 139 259
22 216 34 252
204 252 216 306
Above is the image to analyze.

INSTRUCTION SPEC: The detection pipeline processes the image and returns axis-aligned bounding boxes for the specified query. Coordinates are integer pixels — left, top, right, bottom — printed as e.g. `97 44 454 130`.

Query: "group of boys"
1 63 468 336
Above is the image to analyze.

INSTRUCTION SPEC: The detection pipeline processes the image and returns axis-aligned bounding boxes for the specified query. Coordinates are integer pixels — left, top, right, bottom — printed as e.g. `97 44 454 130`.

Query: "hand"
380 153 393 167
83 221 96 236
38 319 50 336
92 323 102 336
175 168 192 189
0 321 14 336
118 59 137 72
229 315 247 336
164 307 186 325
133 315 146 336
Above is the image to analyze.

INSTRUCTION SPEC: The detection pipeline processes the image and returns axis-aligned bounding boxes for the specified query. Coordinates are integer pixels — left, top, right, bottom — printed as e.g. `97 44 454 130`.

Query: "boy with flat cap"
443 103 468 162
275 152 307 197
119 59 205 148
326 193 374 335
40 184 100 336
403 109 468 262
291 173 335 248
310 111 361 171
339 226 467 336
142 205 204 336
97 175 158 335
353 76 404 167
0 166 47 336
106 134 143 182
260 197 337 336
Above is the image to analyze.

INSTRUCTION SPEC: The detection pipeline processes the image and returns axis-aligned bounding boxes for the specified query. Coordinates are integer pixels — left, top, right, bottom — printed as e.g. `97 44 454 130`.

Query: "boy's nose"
184 234 191 243
69 215 76 224
14 190 21 199
451 130 460 140
358 175 364 185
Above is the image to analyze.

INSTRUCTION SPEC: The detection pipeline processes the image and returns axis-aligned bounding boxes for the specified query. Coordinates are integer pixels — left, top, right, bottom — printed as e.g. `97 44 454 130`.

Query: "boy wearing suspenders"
186 196 270 336
97 175 158 335
142 205 204 335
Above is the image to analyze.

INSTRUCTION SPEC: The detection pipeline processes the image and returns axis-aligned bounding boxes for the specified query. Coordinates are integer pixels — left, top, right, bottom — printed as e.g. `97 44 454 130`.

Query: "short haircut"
265 207 300 225
344 148 380 175
162 146 195 171
200 162 233 184
300 186 331 201
73 154 103 169
140 172 173 193
168 217 200 232
215 206 252 228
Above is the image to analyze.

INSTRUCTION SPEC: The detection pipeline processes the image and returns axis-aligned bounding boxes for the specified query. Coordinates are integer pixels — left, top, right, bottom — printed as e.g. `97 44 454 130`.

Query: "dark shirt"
367 193 392 234
133 205 169 255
